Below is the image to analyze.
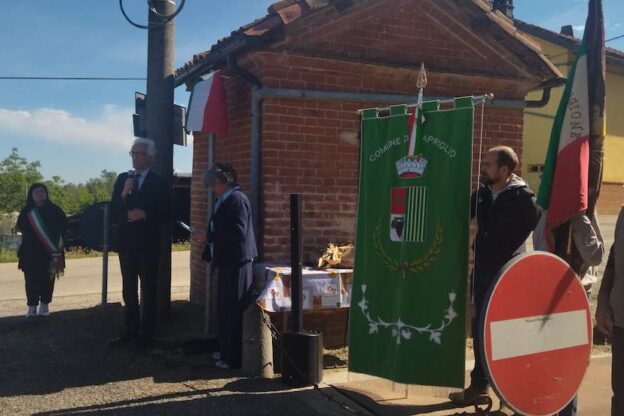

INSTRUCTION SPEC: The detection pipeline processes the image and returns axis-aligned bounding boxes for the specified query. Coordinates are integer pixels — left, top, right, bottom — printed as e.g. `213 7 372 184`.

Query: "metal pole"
290 193 303 333
101 203 110 307
204 133 215 336
250 85 262 257
146 0 175 321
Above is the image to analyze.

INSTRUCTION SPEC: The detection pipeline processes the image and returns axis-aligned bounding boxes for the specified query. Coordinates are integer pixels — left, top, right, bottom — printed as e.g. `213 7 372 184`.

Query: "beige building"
517 21 624 214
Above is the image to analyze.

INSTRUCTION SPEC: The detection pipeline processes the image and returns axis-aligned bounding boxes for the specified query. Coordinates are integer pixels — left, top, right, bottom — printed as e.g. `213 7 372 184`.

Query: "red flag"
186 70 228 135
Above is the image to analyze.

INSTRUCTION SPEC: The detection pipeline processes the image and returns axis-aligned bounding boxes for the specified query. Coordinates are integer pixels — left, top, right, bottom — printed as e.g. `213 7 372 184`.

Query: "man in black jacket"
450 146 539 415
199 163 257 369
110 138 171 349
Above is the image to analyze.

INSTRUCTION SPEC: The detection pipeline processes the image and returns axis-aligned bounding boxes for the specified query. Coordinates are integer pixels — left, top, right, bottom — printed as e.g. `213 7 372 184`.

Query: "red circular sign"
482 252 592 416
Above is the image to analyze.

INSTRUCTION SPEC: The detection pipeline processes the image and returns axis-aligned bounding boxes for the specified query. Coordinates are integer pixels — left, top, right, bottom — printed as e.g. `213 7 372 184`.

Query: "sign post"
482 252 592 416
101 203 110 307
79 202 111 308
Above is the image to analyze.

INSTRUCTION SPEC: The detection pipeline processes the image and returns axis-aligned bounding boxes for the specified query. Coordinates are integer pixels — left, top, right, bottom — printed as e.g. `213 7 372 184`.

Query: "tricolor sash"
26 208 65 278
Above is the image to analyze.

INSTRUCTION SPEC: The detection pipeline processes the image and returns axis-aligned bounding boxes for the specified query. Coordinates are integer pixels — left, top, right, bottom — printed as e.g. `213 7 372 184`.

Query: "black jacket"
202 187 258 268
472 175 539 280
16 202 67 269
110 171 171 256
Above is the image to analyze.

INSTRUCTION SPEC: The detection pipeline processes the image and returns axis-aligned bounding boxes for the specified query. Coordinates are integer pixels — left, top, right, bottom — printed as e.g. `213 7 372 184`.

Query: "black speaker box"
281 331 323 387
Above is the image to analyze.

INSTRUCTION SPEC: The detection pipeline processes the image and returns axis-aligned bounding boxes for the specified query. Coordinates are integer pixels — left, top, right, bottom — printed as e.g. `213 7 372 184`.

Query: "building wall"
522 37 624 214
186 2 549 308
246 51 526 264
188 56 528 307
604 71 624 185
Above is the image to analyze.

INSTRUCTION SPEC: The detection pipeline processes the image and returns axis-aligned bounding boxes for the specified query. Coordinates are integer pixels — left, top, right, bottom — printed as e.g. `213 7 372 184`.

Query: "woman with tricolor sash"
16 183 67 318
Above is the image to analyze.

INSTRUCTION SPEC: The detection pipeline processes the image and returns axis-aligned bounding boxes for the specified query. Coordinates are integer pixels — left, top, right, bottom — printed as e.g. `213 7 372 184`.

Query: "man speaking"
110 137 171 349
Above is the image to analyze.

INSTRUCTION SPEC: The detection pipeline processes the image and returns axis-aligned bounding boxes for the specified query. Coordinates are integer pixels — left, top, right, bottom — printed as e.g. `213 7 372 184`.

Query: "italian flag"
537 0 605 249
186 70 228 135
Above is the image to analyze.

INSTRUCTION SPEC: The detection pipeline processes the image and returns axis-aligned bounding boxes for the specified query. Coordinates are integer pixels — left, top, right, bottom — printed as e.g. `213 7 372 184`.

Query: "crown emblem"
396 155 428 178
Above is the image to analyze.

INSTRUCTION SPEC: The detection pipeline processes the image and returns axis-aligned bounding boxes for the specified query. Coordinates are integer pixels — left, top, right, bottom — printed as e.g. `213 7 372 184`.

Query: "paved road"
0 251 191 304
0 292 356 416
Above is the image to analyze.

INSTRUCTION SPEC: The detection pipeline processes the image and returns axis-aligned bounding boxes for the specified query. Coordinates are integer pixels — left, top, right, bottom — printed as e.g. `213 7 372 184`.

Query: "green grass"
0 242 191 264
0 249 18 263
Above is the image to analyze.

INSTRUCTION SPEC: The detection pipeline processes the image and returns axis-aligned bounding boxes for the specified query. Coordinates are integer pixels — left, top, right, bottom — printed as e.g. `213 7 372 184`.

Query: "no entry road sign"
481 252 592 416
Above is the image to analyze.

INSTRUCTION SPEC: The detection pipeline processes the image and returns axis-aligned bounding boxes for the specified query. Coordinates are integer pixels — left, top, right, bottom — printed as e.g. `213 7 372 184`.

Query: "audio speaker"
282 331 323 387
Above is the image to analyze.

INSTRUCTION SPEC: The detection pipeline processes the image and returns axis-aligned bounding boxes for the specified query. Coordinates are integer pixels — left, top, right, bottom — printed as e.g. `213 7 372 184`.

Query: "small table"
255 265 353 312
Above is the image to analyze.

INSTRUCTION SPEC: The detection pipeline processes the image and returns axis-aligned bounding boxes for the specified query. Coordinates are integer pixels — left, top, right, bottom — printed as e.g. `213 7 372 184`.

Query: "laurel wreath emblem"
373 220 443 278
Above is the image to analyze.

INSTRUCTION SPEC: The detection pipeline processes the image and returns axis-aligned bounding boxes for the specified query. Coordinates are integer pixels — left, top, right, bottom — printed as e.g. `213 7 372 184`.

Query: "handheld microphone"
127 170 136 194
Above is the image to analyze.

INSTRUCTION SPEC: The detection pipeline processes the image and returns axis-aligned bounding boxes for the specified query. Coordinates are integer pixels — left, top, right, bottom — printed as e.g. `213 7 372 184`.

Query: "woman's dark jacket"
16 202 68 270
202 188 258 268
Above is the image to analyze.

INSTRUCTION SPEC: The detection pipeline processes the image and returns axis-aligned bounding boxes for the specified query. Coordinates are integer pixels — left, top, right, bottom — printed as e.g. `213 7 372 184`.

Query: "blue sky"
0 0 622 183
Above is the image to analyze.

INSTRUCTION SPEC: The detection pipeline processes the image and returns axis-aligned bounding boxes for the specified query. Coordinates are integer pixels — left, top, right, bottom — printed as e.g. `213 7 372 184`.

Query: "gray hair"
203 162 237 186
132 137 156 158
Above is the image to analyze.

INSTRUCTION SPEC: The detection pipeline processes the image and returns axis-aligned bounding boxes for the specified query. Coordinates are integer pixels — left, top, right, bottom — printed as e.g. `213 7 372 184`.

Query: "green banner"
348 99 474 387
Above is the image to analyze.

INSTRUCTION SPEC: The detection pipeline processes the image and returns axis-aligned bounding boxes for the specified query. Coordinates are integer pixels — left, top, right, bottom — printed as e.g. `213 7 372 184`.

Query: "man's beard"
480 173 496 185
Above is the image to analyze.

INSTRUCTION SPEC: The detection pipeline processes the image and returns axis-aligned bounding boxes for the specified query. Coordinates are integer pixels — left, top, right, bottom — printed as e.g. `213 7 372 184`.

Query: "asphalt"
0 254 359 416
0 251 192 305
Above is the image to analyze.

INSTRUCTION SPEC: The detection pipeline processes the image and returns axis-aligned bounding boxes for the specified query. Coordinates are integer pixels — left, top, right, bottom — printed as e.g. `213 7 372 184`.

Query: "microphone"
127 170 136 195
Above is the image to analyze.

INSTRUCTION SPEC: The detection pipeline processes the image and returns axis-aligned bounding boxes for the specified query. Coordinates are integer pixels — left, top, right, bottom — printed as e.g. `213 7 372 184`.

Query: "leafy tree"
0 148 43 213
45 175 68 208
53 170 118 214
0 148 117 215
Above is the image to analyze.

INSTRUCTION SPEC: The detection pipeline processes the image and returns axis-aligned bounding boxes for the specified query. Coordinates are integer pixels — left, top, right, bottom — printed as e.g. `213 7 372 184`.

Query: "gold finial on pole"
416 62 427 90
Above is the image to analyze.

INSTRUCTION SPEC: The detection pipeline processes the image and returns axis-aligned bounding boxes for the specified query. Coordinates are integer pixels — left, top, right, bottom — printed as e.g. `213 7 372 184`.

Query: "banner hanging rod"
357 93 495 114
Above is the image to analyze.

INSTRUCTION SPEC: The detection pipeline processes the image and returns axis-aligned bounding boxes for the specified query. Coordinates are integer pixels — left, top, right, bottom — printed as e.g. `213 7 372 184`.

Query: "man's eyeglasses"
129 151 148 158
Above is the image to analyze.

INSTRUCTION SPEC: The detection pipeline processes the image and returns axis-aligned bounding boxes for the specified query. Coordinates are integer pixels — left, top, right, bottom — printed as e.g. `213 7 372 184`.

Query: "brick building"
174 0 562 315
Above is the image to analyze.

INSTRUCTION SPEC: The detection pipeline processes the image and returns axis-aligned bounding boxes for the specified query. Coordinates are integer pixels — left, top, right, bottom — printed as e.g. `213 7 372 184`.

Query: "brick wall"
189 67 528 310
187 0 539 311
247 51 526 263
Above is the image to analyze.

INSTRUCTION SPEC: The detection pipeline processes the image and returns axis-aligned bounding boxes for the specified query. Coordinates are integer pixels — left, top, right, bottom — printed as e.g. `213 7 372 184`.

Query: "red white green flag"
186 70 228 135
537 0 605 249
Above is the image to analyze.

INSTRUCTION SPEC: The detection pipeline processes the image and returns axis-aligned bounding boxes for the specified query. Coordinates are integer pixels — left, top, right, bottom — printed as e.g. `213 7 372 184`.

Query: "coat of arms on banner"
390 187 428 242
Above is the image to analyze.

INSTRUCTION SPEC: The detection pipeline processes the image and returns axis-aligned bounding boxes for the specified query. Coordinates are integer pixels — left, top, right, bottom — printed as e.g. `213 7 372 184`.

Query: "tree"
45 175 68 209
53 170 118 214
0 148 43 213
0 148 117 215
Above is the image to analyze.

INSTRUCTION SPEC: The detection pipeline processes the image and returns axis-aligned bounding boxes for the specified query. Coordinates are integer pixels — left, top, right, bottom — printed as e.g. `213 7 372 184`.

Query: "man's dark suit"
111 171 171 341
202 187 257 368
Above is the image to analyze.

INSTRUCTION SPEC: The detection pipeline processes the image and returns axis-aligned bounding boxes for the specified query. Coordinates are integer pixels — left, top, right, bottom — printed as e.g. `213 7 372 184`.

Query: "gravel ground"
0 290 357 416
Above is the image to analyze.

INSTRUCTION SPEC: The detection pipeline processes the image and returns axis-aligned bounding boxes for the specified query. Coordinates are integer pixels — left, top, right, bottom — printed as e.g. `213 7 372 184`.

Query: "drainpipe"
204 132 215 337
226 55 263 258
524 77 566 108
250 76 565 109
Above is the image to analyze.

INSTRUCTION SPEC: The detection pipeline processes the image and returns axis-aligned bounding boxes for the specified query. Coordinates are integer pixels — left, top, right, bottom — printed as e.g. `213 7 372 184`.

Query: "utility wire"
606 34 624 42
546 33 624 61
0 76 146 81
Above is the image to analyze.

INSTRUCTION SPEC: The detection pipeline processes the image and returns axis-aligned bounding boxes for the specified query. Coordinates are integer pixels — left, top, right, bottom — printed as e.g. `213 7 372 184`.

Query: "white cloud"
0 105 135 150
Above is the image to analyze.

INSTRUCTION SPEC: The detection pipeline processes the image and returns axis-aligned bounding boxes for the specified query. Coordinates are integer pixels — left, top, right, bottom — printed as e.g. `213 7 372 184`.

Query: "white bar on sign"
490 310 588 361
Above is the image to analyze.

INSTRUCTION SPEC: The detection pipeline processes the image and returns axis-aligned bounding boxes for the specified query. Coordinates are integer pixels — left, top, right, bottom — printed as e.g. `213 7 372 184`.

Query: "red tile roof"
174 0 563 86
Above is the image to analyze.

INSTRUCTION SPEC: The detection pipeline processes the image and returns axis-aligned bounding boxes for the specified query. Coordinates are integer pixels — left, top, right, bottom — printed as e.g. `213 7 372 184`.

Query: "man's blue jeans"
558 396 577 416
